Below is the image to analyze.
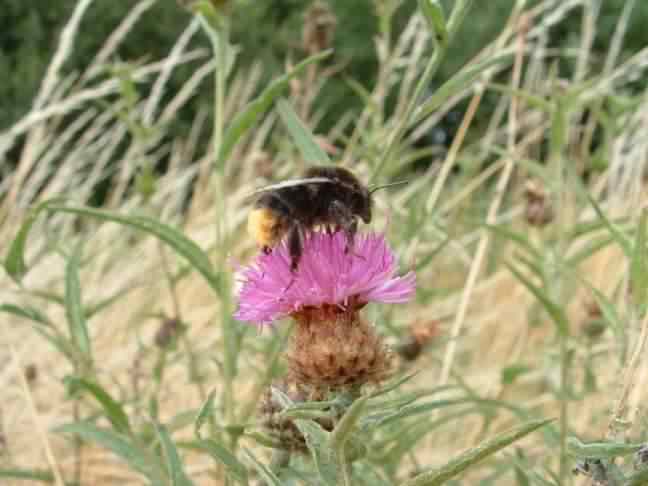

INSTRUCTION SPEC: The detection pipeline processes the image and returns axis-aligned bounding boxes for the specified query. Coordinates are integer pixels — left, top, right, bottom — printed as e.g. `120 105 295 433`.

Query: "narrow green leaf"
513 252 546 283
374 398 468 428
64 250 92 361
484 224 542 261
85 283 140 318
402 418 554 486
414 52 514 124
418 0 448 47
44 204 220 294
4 199 63 282
487 84 553 112
243 448 282 486
218 49 332 165
368 372 423 399
269 385 296 409
330 395 368 451
506 262 569 336
0 468 57 483
501 364 532 385
577 183 632 256
194 389 216 439
566 436 644 459
64 377 131 435
295 419 337 486
565 235 616 266
277 98 330 166
630 209 648 310
181 439 249 485
627 468 648 486
0 303 53 327
1 303 76 361
155 422 194 486
56 422 165 483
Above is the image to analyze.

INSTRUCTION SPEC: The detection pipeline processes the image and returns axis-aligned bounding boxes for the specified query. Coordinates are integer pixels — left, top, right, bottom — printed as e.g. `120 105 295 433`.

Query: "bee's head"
355 188 372 223
363 180 409 223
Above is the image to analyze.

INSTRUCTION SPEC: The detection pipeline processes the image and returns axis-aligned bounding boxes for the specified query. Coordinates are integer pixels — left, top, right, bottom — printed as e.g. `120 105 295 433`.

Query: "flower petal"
234 232 416 325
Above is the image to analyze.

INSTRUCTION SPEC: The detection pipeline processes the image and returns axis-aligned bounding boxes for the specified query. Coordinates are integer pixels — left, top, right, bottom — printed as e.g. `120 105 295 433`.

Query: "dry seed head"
155 317 182 348
303 1 337 54
524 179 553 227
24 364 38 384
287 305 393 388
583 296 603 319
396 319 440 362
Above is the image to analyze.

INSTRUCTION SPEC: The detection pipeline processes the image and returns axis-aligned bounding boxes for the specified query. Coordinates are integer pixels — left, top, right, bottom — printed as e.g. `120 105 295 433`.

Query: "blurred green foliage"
1 0 647 133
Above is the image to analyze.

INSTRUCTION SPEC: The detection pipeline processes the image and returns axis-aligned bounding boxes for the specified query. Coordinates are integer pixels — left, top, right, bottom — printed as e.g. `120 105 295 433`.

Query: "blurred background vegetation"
2 0 647 142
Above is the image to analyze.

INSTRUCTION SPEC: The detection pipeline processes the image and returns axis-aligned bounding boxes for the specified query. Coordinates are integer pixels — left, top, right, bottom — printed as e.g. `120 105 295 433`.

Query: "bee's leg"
262 245 272 255
287 224 303 273
344 218 358 255
329 201 358 255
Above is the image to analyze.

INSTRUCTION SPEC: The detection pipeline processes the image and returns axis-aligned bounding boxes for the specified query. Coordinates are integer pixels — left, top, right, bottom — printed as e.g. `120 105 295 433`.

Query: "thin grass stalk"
549 95 571 483
579 0 637 164
438 11 526 386
2 332 65 486
196 14 238 457
372 0 476 181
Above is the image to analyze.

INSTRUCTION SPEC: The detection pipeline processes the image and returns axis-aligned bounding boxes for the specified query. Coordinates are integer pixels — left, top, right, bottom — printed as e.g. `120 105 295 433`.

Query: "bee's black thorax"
251 166 373 271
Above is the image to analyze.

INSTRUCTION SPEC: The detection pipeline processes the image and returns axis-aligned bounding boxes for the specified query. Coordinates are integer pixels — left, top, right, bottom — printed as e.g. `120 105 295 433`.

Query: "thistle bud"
303 1 337 54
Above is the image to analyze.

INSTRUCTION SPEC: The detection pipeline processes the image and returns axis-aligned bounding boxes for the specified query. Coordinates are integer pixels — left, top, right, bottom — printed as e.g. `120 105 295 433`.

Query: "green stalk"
213 21 228 174
337 448 352 486
371 0 474 181
549 97 570 483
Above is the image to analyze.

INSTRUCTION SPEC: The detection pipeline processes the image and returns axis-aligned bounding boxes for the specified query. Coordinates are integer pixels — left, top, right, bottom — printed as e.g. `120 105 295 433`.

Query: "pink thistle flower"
234 231 416 325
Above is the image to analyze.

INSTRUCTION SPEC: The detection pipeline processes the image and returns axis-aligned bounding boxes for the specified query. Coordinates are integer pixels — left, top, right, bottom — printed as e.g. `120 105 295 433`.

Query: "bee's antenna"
368 180 409 194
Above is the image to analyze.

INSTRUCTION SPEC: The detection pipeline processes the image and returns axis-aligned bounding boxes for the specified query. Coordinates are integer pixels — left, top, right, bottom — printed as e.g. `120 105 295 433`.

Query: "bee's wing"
245 177 332 201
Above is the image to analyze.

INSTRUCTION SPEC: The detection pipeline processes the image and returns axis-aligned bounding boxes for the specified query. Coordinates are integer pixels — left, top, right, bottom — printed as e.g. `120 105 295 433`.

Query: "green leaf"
243 448 282 486
194 388 216 440
566 436 645 459
630 209 648 310
44 204 221 294
484 224 542 261
414 52 514 124
64 250 92 362
295 419 337 486
565 234 616 266
402 418 554 486
63 377 131 435
181 439 249 485
577 183 632 256
418 0 448 47
277 98 330 166
0 303 53 327
330 395 368 451
368 371 423 399
0 303 76 361
501 364 532 385
155 422 194 486
374 398 468 428
0 468 60 483
487 84 553 113
506 262 569 336
218 49 332 166
3 199 64 282
627 468 648 486
56 422 165 483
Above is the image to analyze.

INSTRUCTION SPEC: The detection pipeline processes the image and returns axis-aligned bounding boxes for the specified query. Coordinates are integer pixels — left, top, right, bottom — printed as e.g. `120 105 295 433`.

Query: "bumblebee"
247 166 404 271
